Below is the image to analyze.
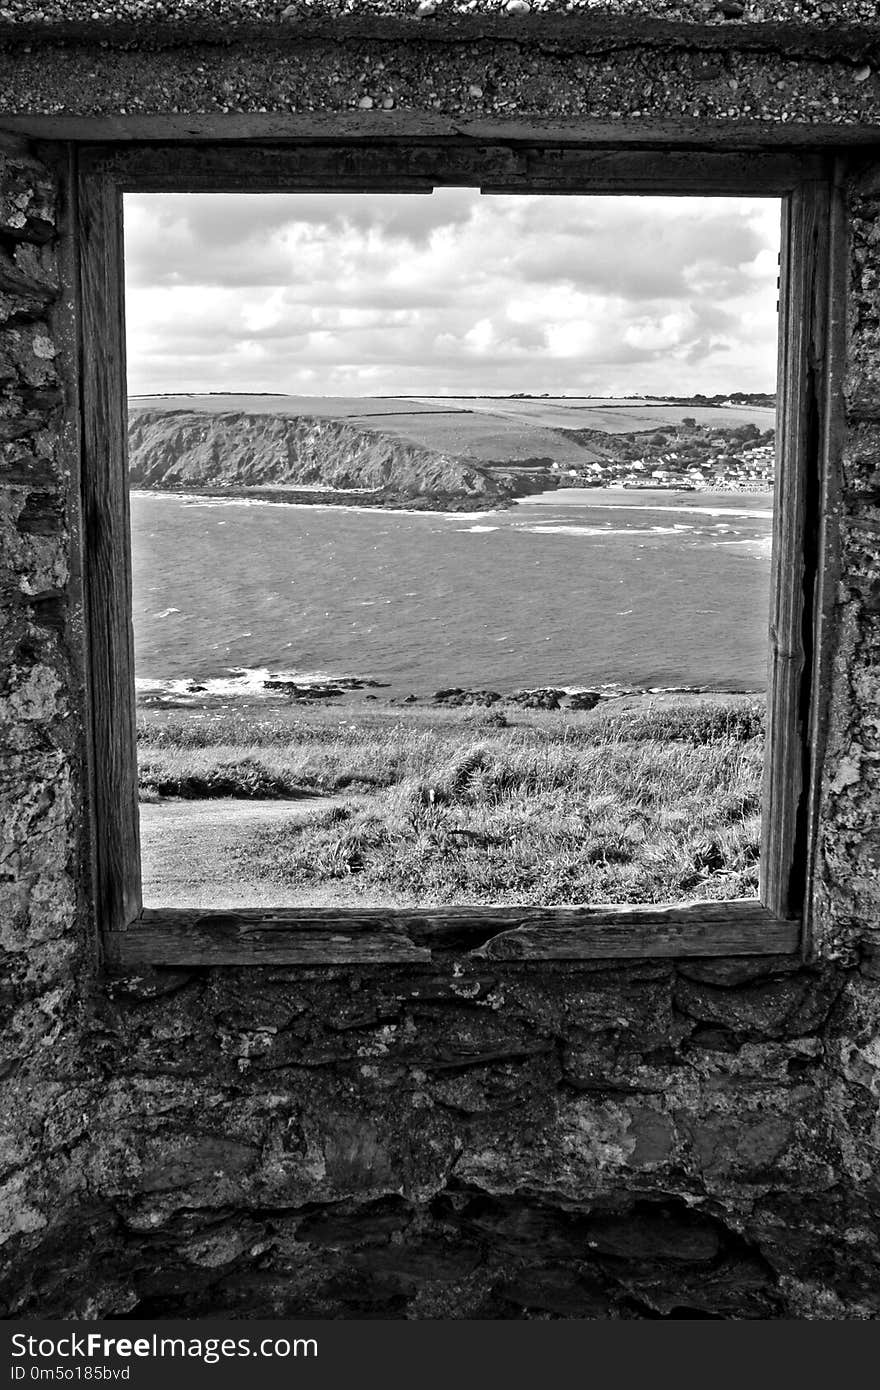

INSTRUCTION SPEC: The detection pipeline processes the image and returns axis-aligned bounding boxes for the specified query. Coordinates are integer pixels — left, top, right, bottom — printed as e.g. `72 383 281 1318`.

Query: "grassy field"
137 696 764 907
129 394 777 467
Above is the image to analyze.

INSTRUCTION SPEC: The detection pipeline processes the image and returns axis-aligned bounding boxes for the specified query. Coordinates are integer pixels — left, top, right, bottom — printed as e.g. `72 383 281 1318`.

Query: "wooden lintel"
74 140 827 197
6 113 880 149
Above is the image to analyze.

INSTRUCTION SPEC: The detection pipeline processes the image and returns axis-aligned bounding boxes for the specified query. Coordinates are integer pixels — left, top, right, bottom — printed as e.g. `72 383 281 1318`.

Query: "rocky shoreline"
138 678 762 713
432 685 601 711
137 484 512 513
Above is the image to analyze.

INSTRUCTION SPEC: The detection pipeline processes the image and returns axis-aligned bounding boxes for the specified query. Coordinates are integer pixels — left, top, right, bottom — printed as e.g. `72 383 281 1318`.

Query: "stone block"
674 972 842 1039
0 156 55 244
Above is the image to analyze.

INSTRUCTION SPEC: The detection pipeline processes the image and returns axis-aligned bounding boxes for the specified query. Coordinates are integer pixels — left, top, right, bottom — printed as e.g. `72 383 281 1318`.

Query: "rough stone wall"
0 144 97 1266
0 4 879 136
1 10 880 1320
815 166 880 969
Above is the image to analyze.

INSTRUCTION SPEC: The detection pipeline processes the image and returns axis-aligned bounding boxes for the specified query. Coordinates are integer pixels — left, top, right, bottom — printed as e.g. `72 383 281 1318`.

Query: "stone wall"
817 168 880 969
1 6 880 1319
1 3 880 138
0 143 97 1272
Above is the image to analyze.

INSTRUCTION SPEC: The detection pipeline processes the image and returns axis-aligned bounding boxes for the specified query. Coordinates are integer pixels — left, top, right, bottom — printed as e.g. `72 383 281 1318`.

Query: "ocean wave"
135 665 366 703
516 524 629 537
132 490 436 518
282 502 464 519
153 607 182 619
594 502 772 521
442 510 502 522
457 524 499 533
516 523 682 538
715 537 773 551
186 497 276 510
131 490 275 510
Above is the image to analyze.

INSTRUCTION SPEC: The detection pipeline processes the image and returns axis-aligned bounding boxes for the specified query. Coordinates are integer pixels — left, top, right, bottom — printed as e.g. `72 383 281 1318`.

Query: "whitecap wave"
136 665 370 703
442 510 502 521
594 502 772 521
715 537 773 552
516 524 634 537
516 523 681 538
181 496 275 509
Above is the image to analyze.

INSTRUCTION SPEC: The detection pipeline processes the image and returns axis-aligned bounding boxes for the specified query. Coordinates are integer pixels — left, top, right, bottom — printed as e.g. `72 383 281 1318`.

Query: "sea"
129 487 774 704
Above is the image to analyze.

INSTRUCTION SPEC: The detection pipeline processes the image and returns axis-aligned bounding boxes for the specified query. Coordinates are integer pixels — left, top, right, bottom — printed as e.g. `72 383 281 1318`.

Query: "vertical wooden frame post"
800 164 848 958
762 179 837 922
78 162 141 932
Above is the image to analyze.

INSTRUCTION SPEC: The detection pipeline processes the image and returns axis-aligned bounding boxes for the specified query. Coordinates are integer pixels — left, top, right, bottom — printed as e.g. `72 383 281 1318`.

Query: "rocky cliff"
127 409 515 508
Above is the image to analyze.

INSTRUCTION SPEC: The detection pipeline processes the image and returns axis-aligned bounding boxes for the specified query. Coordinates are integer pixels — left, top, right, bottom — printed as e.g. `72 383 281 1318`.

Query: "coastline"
128 487 512 518
130 485 774 710
129 481 772 518
136 681 765 718
128 484 514 513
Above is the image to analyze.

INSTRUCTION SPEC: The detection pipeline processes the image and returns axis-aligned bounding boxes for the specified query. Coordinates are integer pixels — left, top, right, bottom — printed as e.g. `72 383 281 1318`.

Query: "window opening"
124 188 781 915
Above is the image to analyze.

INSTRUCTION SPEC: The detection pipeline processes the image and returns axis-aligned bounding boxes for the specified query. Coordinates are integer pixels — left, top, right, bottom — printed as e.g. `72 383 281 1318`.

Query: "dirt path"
139 796 358 908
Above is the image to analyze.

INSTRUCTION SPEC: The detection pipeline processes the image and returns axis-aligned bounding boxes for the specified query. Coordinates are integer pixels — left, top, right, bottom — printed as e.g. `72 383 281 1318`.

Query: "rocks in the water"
434 687 503 707
256 678 608 711
263 675 389 701
257 679 605 710
510 687 566 710
433 685 602 711
263 680 345 700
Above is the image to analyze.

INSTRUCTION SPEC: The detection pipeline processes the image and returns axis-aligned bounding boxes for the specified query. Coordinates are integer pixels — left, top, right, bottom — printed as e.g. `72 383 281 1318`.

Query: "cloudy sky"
124 191 780 398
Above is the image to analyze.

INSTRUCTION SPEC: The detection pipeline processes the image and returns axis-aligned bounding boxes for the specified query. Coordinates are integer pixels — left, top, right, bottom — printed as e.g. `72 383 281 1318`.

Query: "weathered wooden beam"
7 112 877 146
106 902 798 967
106 924 432 967
78 159 141 933
801 161 848 961
76 140 826 196
476 914 799 962
762 179 834 922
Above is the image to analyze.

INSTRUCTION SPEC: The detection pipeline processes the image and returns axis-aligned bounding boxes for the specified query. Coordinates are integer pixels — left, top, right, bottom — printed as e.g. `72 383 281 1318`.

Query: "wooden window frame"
74 140 844 969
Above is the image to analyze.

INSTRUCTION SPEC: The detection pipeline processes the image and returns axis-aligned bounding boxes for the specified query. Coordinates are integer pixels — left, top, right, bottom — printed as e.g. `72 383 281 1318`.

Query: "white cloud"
124 190 780 397
624 310 698 353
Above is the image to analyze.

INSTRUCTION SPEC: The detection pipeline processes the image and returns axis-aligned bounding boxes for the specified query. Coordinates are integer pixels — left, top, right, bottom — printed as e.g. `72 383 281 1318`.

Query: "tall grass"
244 737 762 905
137 698 764 906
